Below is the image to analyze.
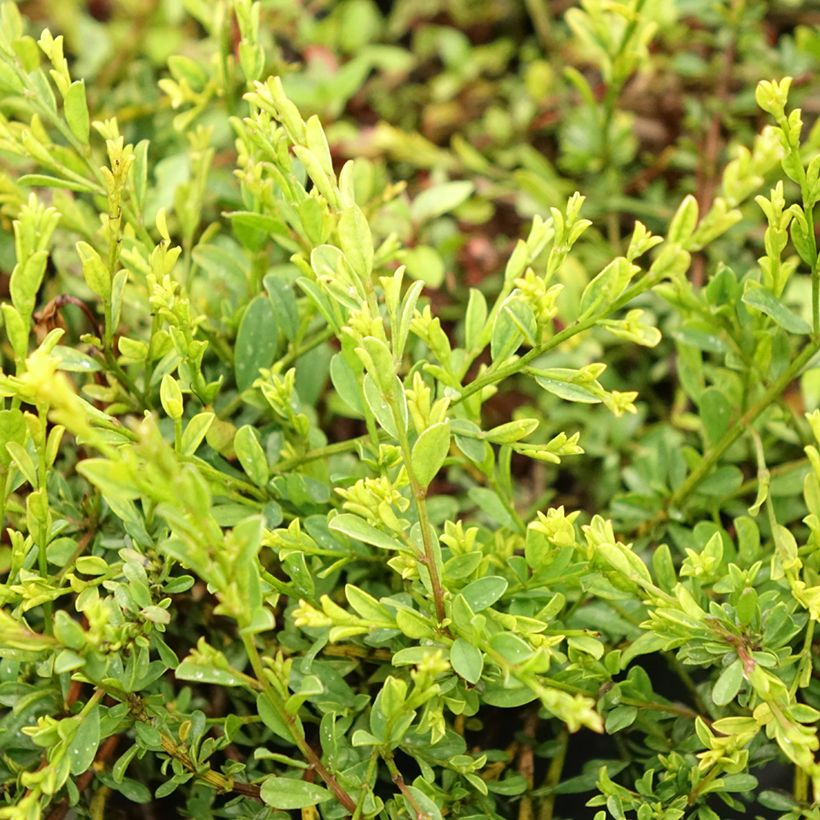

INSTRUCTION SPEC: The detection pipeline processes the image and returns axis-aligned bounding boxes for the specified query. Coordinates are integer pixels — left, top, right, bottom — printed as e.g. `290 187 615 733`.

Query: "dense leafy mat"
1 1 819 818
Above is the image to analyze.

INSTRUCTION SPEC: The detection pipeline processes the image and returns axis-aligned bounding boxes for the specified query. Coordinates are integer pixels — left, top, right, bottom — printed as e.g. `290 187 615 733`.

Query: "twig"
537 730 568 820
124 692 264 802
641 340 820 534
518 710 539 820
243 638 357 812
383 753 430 820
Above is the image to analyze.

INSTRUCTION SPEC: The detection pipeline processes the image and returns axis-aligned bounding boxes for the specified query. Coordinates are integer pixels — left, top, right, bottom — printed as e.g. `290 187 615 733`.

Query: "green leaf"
699 387 732 445
76 242 110 300
460 576 508 612
712 659 744 706
235 295 280 391
330 513 405 551
234 425 268 486
403 786 443 820
256 693 291 742
329 353 364 415
605 705 637 734
411 421 450 487
180 412 215 456
160 374 183 420
721 773 758 792
111 777 152 803
401 245 445 288
338 205 373 280
6 442 39 488
176 660 246 687
362 373 407 438
482 684 538 708
579 257 638 318
468 487 516 529
450 638 483 684
77 458 140 502
10 250 48 319
345 584 391 622
465 288 488 351
491 296 537 362
489 632 533 664
260 777 332 809
52 345 102 372
758 791 799 811
410 180 474 223
18 174 99 193
64 80 90 144
742 282 810 334
485 418 538 444
696 465 743 496
534 374 601 404
68 706 100 776
667 194 698 245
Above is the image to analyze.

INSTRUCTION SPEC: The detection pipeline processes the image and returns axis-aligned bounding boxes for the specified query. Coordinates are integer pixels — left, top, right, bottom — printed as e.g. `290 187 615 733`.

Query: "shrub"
0 1 818 818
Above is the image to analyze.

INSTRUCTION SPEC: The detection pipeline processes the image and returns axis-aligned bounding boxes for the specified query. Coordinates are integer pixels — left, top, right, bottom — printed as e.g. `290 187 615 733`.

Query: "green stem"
524 0 552 50
393 423 446 624
217 327 336 420
730 457 808 501
651 340 820 526
352 751 380 820
775 113 819 336
190 457 267 501
791 618 815 697
78 686 105 716
618 696 701 721
456 268 664 406
274 433 378 473
103 349 151 411
279 326 336 370
537 730 568 820
383 751 428 819
242 637 357 813
120 691 262 800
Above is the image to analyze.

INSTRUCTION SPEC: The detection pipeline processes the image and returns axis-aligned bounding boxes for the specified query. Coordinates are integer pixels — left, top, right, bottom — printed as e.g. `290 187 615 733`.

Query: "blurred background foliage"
5 0 819 529
2 0 820 817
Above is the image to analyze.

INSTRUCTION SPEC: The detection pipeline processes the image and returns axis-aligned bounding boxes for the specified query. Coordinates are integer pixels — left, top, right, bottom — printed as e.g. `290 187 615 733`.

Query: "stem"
352 751 380 820
35 407 53 631
279 326 335 369
618 696 701 722
456 268 664 405
812 248 819 338
537 730 568 820
243 637 357 813
794 761 808 804
791 616 815 697
395 428 446 624
274 433 378 473
102 349 151 411
190 457 266 501
730 456 808 501
383 752 429 820
217 327 336 420
646 340 820 529
524 0 552 50
687 765 723 806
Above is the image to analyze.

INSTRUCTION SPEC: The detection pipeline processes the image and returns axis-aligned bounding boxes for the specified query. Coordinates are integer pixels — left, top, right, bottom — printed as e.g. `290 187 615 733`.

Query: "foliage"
0 1 819 818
